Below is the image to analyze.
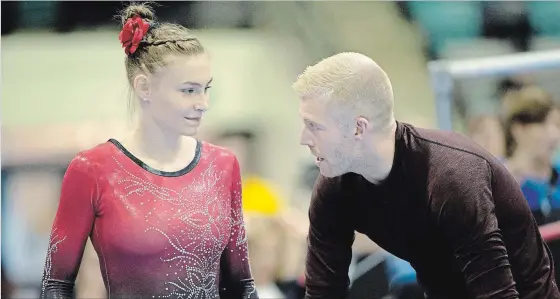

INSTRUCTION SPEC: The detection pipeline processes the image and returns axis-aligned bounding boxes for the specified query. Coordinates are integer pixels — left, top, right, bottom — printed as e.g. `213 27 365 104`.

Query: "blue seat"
527 1 560 37
384 254 417 290
407 1 484 56
19 1 58 28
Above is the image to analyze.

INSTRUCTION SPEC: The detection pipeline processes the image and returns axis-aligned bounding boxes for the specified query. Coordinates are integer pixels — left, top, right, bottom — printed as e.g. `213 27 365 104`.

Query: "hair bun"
120 3 155 26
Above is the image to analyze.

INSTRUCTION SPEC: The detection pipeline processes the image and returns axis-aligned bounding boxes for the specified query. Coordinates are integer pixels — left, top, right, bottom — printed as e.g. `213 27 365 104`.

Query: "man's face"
298 96 355 178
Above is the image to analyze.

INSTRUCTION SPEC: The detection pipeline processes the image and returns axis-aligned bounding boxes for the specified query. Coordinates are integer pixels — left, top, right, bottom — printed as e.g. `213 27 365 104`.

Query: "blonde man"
293 52 559 299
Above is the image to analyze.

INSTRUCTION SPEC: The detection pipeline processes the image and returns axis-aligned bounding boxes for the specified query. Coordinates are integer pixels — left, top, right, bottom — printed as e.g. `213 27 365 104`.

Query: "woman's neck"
507 150 552 179
122 117 194 165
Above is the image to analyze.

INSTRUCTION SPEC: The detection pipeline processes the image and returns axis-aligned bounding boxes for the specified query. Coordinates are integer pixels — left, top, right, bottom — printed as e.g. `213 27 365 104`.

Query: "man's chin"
319 166 346 178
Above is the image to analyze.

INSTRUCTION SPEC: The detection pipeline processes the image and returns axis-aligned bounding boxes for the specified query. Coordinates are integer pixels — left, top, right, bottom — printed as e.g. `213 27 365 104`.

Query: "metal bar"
428 50 560 79
429 67 455 131
428 50 560 129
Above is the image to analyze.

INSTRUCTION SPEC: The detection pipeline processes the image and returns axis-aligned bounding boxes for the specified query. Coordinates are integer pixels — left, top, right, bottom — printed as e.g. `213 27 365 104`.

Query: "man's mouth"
316 157 324 162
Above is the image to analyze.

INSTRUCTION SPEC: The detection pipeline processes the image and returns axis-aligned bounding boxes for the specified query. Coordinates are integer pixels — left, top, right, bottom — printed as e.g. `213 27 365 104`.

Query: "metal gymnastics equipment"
428 49 560 131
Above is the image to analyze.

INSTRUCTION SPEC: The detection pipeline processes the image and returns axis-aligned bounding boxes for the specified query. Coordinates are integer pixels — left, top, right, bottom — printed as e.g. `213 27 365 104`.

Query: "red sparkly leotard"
41 139 258 299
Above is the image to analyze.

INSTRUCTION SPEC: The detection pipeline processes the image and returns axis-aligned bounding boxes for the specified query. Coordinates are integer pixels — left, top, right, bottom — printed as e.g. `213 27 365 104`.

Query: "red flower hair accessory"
119 15 150 55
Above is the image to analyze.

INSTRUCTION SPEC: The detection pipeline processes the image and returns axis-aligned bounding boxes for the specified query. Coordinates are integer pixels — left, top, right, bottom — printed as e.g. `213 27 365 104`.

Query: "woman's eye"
182 88 196 94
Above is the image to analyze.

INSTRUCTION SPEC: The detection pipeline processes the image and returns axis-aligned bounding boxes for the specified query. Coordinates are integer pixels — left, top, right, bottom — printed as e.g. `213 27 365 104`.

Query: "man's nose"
300 129 314 147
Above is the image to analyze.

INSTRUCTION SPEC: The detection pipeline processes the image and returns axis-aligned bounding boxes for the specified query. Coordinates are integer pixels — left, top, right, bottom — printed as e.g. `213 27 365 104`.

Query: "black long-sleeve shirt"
306 121 560 299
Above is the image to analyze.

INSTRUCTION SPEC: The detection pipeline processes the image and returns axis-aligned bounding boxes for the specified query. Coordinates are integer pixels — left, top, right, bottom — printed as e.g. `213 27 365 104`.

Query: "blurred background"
2 1 560 299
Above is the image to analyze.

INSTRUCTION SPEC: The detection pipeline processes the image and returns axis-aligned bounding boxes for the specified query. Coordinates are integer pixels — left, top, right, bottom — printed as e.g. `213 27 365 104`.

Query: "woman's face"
137 53 213 137
514 109 560 160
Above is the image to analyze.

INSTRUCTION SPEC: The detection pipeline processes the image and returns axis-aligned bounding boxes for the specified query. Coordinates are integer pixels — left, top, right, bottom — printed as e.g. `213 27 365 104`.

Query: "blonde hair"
118 3 205 113
119 3 204 84
292 52 395 130
501 86 555 157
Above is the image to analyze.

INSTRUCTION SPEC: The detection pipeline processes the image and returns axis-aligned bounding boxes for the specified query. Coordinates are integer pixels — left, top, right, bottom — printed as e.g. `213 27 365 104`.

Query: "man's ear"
354 116 369 139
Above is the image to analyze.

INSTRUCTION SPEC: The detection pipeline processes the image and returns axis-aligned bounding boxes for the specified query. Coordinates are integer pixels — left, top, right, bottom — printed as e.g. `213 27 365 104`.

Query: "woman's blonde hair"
501 85 555 157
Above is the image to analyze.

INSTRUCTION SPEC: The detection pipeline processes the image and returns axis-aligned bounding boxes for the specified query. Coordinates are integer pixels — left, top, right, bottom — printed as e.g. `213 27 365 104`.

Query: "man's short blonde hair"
293 52 395 130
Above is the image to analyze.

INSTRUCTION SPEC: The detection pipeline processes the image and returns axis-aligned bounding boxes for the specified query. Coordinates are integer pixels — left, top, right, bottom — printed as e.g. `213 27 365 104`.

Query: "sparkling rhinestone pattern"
41 228 67 298
41 141 255 299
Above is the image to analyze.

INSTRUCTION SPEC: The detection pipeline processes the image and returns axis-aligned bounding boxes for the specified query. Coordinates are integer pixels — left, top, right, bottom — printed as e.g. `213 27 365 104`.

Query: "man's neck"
355 122 397 184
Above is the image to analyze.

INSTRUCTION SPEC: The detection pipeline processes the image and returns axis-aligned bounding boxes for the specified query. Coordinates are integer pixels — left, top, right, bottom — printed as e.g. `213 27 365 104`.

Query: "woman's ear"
133 73 150 99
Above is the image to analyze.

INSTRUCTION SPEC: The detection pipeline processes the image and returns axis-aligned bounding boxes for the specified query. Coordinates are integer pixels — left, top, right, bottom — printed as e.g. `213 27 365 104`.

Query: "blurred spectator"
1 1 20 35
465 77 528 159
2 167 106 298
53 2 202 32
2 169 62 298
212 129 309 295
212 128 285 217
212 129 260 176
466 115 506 158
482 2 531 51
502 85 560 289
496 77 527 99
2 265 15 299
54 1 124 32
502 86 560 225
245 214 287 298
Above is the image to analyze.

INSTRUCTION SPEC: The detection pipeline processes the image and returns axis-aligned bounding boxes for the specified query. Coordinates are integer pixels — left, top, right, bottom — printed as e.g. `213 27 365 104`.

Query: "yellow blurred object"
242 175 282 215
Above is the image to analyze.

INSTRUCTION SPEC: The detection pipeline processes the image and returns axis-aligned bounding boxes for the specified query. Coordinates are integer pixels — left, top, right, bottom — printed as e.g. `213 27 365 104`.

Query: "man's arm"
433 160 519 299
305 175 355 299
